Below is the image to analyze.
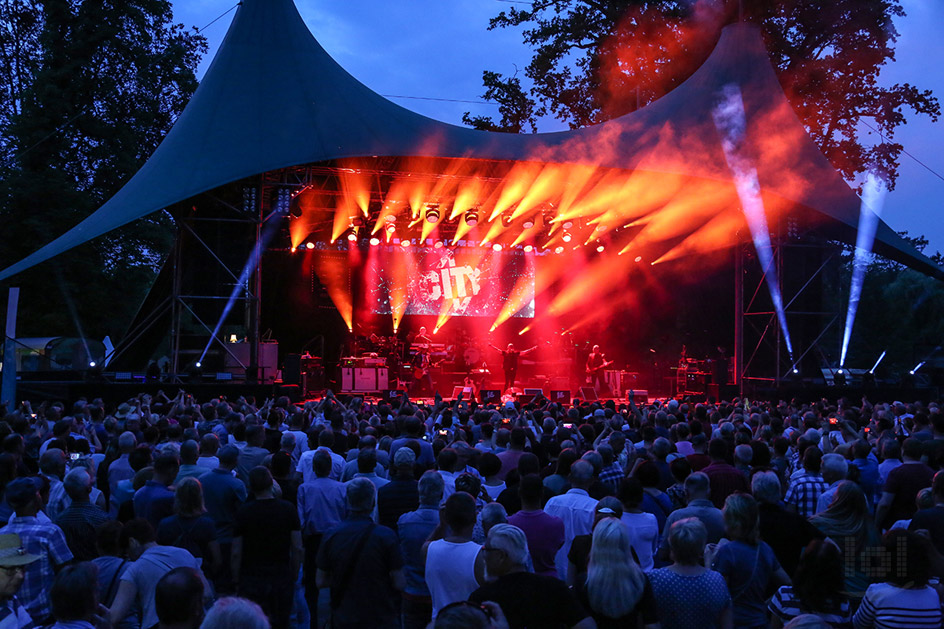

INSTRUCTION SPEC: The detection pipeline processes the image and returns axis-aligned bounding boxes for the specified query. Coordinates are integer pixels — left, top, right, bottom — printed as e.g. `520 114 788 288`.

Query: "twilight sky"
170 0 944 255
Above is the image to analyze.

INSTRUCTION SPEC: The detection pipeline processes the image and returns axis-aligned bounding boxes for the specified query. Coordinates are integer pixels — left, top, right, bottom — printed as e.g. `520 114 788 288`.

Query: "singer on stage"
489 342 536 392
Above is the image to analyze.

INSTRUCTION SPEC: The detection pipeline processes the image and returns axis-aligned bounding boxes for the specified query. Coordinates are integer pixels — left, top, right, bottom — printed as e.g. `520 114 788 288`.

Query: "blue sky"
171 0 944 255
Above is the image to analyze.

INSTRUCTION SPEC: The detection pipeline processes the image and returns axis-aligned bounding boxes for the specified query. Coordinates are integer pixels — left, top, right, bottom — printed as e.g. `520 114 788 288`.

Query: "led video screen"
368 245 535 318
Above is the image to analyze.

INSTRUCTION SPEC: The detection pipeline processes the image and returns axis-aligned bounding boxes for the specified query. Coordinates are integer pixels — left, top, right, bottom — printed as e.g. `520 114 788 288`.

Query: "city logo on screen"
418 255 482 313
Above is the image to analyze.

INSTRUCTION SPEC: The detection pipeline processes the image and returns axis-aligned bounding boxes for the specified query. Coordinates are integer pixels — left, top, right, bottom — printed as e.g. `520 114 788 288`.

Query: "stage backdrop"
366 244 535 318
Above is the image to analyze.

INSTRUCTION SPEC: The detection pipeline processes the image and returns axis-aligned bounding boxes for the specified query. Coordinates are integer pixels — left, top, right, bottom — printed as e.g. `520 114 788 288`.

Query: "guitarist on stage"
410 347 437 397
488 342 537 393
585 345 612 395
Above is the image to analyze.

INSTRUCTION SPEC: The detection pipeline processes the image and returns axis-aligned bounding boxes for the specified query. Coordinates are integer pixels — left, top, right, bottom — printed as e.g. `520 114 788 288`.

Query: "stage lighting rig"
425 205 441 224
369 237 380 246
522 218 535 229
464 209 479 227
562 232 573 243
384 215 397 234
501 214 513 227
833 369 846 386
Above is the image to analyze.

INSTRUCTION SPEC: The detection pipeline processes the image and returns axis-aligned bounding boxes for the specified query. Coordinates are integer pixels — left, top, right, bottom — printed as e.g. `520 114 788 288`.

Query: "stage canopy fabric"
1 0 940 281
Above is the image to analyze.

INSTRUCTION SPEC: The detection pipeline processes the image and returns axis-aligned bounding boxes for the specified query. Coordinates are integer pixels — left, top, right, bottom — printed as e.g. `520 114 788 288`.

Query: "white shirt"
621 511 659 572
296 446 344 483
543 488 596 580
426 540 481 618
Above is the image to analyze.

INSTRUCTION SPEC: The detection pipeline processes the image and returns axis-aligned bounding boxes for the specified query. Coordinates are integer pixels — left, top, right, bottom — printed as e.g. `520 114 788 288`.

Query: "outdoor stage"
3 0 942 403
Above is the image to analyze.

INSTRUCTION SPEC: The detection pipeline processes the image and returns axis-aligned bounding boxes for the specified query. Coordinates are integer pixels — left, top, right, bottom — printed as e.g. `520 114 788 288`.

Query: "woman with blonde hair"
712 493 790 629
577 517 659 628
156 477 221 576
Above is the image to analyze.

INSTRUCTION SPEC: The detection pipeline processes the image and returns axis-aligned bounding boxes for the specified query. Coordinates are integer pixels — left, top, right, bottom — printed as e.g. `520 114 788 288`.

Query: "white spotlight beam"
713 85 794 358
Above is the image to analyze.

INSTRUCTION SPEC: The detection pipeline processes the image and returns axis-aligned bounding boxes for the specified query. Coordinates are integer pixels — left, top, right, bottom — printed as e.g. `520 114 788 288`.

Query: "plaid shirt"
0 516 74 622
784 472 828 519
598 463 624 493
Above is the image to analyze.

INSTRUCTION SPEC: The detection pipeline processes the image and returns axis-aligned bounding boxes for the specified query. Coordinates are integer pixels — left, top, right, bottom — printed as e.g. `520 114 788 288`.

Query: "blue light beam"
198 211 284 365
840 172 886 367
713 85 794 358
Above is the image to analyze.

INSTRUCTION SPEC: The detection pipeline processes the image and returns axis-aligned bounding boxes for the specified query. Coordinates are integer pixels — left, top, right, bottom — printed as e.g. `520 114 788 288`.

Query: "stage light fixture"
522 218 535 229
305 242 315 250
369 237 380 246
554 246 564 254
562 232 572 243
433 240 444 249
464 210 479 226
492 244 503 252
425 205 441 224
561 219 574 229
542 210 555 227
501 214 513 227
523 245 534 253
384 215 397 233
89 361 96 368
290 246 297 253
195 361 202 368
596 244 605 253
595 225 607 233
634 256 643 263
400 239 411 248
346 231 358 243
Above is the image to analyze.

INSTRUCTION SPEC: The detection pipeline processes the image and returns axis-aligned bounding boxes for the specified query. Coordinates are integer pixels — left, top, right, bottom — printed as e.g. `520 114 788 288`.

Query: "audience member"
316 477 404 629
156 566 206 629
469 524 594 629
649 517 732 629
232 466 301 629
0 477 73 624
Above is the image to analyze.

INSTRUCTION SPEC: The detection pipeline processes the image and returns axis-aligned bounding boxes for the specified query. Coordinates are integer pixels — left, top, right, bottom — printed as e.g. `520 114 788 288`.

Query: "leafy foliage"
469 0 939 186
832 232 944 375
0 0 205 338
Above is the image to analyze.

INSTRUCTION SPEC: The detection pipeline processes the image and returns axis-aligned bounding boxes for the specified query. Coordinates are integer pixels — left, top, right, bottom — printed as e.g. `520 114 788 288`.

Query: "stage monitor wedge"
579 386 598 402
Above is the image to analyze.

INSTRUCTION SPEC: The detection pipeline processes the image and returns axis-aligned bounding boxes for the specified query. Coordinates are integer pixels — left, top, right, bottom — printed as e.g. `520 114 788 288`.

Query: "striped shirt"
768 585 852 627
852 582 942 629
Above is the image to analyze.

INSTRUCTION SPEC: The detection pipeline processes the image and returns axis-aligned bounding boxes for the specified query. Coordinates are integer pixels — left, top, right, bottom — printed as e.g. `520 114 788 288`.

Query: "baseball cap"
4 477 42 510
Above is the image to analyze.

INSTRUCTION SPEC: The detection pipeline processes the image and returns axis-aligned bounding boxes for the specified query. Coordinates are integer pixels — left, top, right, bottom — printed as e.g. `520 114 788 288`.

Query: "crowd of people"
0 387 943 629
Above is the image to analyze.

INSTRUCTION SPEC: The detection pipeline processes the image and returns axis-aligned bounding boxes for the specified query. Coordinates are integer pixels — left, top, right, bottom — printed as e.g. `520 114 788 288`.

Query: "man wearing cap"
0 533 39 627
377 447 419 532
0 478 73 624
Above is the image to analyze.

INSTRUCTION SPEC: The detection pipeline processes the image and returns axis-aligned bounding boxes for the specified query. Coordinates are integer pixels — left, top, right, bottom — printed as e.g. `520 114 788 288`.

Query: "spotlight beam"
713 84 793 358
840 172 886 367
198 214 281 365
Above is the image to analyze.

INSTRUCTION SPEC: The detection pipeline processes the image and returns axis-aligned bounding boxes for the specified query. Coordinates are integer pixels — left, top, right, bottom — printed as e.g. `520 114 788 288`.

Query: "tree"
462 70 538 133
470 0 938 187
0 0 205 339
